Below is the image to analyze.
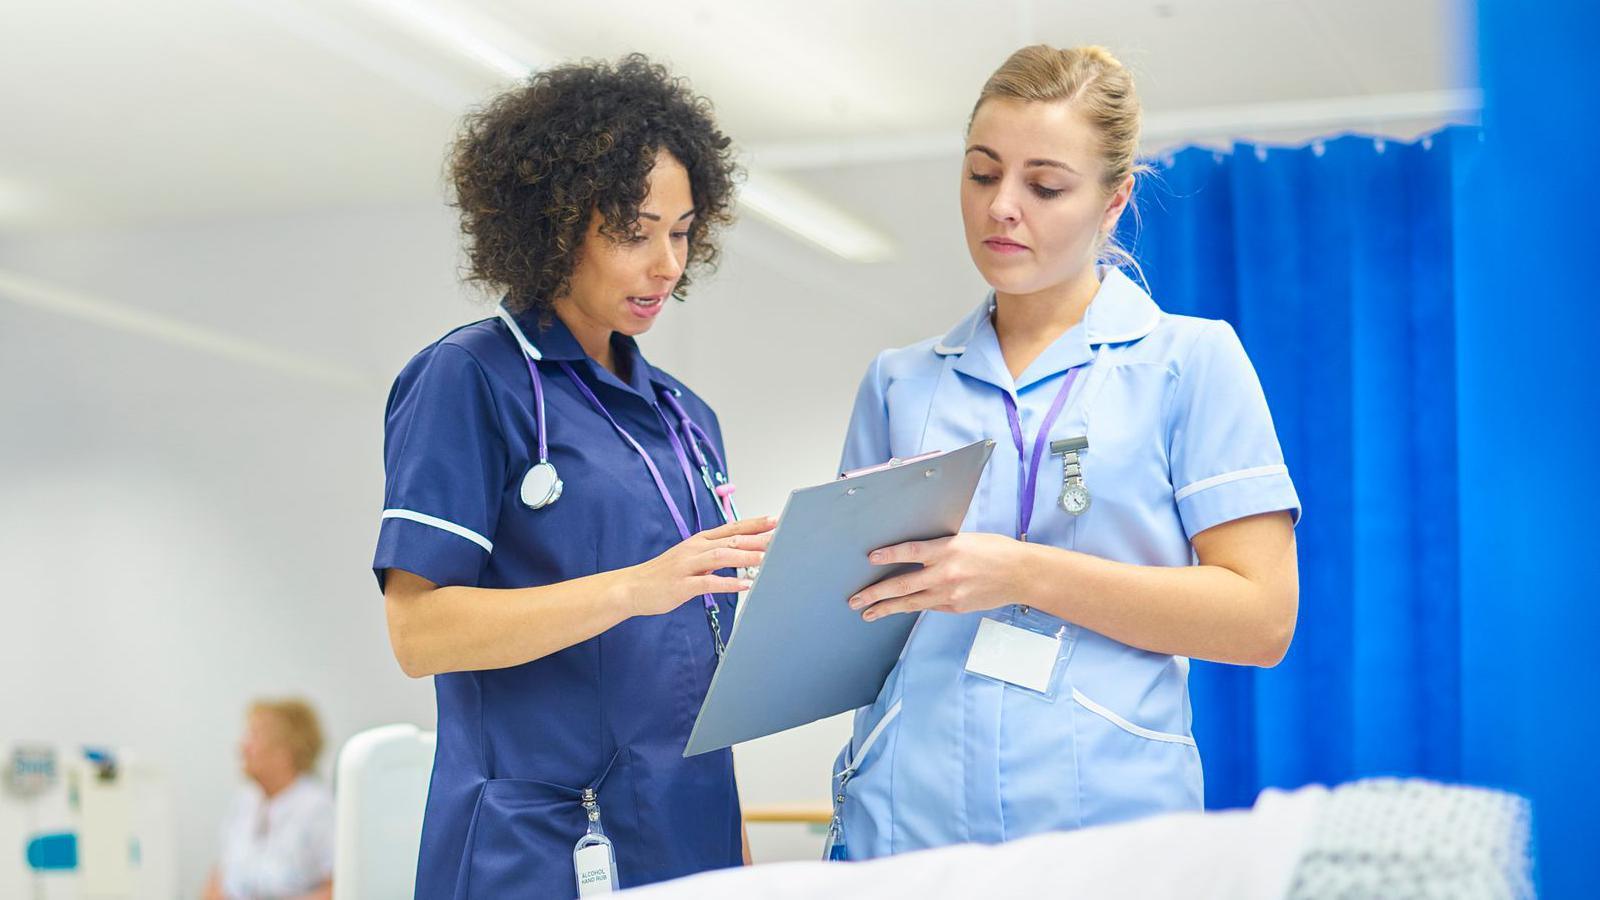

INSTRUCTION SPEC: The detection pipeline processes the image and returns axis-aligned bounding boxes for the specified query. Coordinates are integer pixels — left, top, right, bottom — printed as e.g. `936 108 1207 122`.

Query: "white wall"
0 206 459 896
0 155 989 894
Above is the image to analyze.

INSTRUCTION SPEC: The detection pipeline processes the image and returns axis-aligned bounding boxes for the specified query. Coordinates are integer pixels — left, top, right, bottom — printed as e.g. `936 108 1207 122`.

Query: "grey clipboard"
683 439 996 756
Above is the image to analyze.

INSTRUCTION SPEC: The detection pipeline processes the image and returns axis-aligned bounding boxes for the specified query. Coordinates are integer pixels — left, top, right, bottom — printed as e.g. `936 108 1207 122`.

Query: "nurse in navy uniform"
373 55 772 898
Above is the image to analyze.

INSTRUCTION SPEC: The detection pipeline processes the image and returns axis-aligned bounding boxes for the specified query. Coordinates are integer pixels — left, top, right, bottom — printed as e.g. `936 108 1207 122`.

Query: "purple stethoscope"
507 314 741 656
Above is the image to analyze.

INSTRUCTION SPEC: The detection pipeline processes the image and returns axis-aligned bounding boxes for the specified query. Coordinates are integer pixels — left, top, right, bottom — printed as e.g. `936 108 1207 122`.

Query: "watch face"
1061 483 1090 515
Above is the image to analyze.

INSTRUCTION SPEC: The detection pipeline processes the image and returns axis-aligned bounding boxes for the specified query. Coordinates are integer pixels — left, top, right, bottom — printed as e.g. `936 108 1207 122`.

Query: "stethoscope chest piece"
521 461 564 510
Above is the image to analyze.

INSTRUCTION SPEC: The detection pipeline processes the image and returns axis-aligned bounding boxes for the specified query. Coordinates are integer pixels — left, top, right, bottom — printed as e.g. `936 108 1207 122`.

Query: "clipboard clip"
839 449 946 480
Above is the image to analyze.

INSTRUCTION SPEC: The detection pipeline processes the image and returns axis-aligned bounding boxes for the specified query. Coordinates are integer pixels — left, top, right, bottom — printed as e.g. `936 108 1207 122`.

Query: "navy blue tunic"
373 307 740 898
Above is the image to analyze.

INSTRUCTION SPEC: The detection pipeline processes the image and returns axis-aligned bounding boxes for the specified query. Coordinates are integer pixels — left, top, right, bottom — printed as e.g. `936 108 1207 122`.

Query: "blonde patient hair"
251 698 325 774
970 44 1148 276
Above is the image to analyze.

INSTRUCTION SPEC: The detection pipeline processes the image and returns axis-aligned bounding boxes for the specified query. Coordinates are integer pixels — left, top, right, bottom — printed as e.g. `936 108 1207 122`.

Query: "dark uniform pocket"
457 778 581 899
456 748 631 900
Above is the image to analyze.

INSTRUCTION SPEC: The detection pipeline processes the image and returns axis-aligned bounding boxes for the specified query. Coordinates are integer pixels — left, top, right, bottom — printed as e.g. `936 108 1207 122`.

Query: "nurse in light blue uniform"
831 44 1302 858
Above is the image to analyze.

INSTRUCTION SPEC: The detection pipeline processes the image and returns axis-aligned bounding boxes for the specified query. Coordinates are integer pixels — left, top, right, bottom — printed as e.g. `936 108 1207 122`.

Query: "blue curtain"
1119 128 1478 810
1456 2 1599 897
1123 14 1600 881
1112 6 1599 893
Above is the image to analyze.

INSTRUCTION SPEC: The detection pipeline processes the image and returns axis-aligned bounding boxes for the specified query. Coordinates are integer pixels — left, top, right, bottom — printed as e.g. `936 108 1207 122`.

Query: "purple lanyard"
659 390 728 479
1000 365 1085 541
653 402 710 539
556 363 703 545
659 390 736 522
555 363 729 654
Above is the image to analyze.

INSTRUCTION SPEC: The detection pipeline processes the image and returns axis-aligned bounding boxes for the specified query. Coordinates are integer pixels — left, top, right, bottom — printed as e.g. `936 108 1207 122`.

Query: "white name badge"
964 616 1062 695
575 843 615 896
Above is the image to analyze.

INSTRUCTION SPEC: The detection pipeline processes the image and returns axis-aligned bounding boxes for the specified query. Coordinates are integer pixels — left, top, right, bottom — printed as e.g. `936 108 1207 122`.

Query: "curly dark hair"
448 54 739 316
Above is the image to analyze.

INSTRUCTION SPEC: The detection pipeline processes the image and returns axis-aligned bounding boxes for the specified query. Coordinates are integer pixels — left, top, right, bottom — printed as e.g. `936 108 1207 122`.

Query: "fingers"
695 548 766 571
860 591 934 621
848 569 933 610
702 515 777 542
692 574 754 595
721 532 774 552
868 536 948 566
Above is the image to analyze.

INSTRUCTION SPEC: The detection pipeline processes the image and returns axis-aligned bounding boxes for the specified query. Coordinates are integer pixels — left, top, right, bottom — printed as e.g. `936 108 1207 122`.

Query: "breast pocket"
1071 363 1193 564
1080 364 1173 502
1069 687 1203 827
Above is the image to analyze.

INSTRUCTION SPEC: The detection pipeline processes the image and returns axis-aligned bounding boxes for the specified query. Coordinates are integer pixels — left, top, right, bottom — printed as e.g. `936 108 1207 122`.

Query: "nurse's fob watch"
1052 436 1091 516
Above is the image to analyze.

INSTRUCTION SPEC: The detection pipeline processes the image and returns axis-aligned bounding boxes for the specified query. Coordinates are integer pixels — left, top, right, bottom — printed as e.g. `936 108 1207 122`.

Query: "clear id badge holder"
963 604 1073 699
821 771 851 861
573 787 617 895
573 750 623 895
822 809 849 861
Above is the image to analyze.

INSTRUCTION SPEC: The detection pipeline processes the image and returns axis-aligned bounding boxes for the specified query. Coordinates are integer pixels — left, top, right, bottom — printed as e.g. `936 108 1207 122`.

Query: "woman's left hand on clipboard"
848 534 1025 620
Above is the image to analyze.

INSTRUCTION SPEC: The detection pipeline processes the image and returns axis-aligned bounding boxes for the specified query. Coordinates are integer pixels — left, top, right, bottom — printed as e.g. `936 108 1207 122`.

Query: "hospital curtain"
1124 65 1600 889
1118 128 1476 808
1452 1 1598 896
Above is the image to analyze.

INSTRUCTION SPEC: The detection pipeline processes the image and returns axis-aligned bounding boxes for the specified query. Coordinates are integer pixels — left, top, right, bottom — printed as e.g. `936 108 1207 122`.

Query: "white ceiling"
0 0 1474 231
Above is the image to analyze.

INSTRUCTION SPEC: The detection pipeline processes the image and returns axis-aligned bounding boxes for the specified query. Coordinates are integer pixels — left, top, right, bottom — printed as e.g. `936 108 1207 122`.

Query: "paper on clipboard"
683 439 995 756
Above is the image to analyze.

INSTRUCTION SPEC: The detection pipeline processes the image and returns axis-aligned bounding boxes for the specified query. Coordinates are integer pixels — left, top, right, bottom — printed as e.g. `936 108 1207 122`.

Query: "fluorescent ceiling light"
748 133 960 171
350 0 543 79
0 268 371 389
240 0 480 109
345 0 894 262
0 177 40 222
739 170 895 263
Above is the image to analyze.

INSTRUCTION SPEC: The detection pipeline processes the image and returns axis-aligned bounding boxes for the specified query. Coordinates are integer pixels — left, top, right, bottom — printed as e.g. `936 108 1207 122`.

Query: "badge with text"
574 788 618 895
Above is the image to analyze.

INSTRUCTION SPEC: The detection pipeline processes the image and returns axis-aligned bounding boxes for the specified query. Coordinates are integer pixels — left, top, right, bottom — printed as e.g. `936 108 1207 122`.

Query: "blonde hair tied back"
970 44 1149 279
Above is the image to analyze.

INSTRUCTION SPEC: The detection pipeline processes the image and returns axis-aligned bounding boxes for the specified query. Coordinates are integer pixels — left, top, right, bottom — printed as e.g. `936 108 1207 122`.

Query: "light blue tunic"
833 268 1302 857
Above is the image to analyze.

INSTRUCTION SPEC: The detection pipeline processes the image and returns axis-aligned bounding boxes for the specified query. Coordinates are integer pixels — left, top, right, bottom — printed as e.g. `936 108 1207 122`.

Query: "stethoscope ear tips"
521 461 564 510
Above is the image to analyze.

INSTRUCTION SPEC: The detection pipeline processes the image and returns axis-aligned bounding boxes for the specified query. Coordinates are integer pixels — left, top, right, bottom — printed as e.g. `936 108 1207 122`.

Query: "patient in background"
203 698 334 900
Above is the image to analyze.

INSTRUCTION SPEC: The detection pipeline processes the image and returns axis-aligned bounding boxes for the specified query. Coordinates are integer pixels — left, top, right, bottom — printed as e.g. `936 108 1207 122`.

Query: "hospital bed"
330 725 1532 899
624 779 1534 900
